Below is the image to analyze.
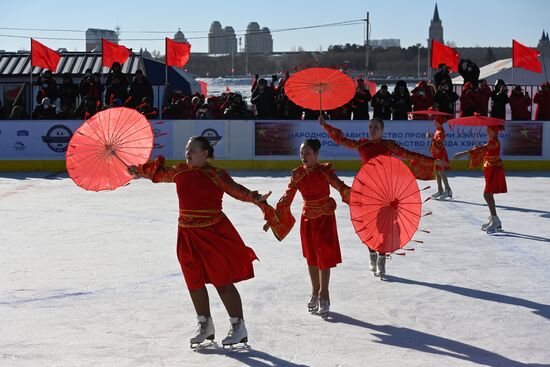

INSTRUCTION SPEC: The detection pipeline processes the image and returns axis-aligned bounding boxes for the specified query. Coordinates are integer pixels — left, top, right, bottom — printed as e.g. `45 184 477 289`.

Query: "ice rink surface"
1 170 549 367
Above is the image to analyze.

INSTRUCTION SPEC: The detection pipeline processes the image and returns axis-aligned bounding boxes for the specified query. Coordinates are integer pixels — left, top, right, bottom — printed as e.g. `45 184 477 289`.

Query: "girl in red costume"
319 115 446 279
427 117 452 199
266 139 350 318
453 125 507 233
129 136 280 348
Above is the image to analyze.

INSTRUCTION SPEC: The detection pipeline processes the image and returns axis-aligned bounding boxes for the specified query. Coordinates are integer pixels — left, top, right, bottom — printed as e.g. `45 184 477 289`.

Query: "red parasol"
66 107 153 191
349 156 422 254
448 113 504 127
284 67 356 111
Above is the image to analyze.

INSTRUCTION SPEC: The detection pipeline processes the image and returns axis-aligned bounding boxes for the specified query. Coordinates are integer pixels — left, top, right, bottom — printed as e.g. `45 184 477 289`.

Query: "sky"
2 0 550 53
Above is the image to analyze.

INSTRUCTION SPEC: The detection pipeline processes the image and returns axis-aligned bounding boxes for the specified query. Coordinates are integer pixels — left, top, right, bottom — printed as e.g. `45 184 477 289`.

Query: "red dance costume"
322 121 436 180
467 138 507 194
430 127 450 171
137 156 280 291
276 163 350 269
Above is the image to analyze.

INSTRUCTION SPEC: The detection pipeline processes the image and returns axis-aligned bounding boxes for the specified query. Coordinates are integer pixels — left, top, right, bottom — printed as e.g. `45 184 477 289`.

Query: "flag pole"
165 38 169 109
29 38 33 119
101 38 105 91
542 53 548 82
165 39 168 85
428 39 432 80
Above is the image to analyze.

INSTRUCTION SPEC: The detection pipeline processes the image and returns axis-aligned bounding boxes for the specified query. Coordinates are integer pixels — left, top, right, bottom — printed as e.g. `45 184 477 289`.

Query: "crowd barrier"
0 119 548 171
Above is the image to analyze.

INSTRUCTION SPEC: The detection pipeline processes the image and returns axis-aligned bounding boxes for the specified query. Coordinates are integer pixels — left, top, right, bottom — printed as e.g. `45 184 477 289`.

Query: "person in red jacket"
266 139 350 319
129 136 281 348
410 81 435 119
509 86 531 120
473 79 492 116
459 82 476 117
534 82 550 120
427 116 452 199
319 115 447 278
453 125 507 233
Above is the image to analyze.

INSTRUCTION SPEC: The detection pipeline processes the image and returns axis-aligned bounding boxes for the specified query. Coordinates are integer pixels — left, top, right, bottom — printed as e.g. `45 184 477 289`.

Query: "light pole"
238 37 242 75
365 12 369 80
231 48 234 77
416 43 421 78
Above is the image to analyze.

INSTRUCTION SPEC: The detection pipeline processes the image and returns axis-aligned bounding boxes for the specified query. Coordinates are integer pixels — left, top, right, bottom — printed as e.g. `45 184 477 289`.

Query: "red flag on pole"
430 40 459 72
512 39 542 73
367 80 377 96
165 38 191 67
198 80 208 96
102 38 131 68
31 39 60 72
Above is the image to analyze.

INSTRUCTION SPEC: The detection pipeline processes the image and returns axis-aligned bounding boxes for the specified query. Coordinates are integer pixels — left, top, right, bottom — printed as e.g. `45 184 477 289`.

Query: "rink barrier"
2 159 549 172
1 119 549 171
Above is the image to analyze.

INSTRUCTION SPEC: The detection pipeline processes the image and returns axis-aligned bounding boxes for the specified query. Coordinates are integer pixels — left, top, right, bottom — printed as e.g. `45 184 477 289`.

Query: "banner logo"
42 125 73 153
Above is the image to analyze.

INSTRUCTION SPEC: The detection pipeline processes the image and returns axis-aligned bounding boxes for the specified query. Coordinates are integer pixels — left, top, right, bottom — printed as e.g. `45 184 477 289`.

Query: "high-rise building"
224 26 238 55
245 22 273 54
86 28 118 52
208 21 237 54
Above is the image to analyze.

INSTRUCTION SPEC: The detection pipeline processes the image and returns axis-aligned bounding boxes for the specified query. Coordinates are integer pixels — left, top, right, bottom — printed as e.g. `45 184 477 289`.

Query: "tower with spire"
538 30 550 56
429 3 444 45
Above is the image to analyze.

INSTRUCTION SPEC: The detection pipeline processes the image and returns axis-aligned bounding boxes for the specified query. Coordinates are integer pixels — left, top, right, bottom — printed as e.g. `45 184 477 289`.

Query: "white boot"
439 189 452 200
308 294 319 312
375 255 386 279
190 315 215 347
317 299 330 319
486 216 502 234
222 317 248 348
481 216 492 231
431 191 443 199
369 252 378 274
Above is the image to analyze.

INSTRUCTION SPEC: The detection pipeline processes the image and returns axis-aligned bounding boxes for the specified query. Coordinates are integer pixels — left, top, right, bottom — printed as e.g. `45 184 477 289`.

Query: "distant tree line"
153 43 509 77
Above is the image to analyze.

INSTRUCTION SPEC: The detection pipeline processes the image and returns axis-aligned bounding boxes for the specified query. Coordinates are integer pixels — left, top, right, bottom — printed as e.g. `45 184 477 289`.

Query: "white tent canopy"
452 57 550 86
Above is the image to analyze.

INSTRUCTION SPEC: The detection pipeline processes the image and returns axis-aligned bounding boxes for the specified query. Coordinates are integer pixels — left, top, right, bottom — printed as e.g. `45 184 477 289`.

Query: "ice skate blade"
315 311 330 320
486 226 503 234
308 306 318 313
222 338 249 350
190 339 216 350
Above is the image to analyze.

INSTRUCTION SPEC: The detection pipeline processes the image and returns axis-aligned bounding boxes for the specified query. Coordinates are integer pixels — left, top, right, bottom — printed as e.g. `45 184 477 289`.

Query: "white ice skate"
308 294 319 313
375 255 386 280
190 315 215 349
438 189 452 200
431 191 443 199
316 299 330 319
369 252 378 274
222 317 249 349
486 216 503 234
481 216 493 231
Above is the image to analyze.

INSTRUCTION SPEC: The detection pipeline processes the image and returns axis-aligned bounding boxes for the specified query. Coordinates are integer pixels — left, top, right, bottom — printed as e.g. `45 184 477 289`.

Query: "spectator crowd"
1 59 549 121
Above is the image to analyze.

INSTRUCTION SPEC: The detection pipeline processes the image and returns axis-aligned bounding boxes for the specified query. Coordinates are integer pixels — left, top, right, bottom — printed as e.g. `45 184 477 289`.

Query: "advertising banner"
254 120 543 159
0 120 171 160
